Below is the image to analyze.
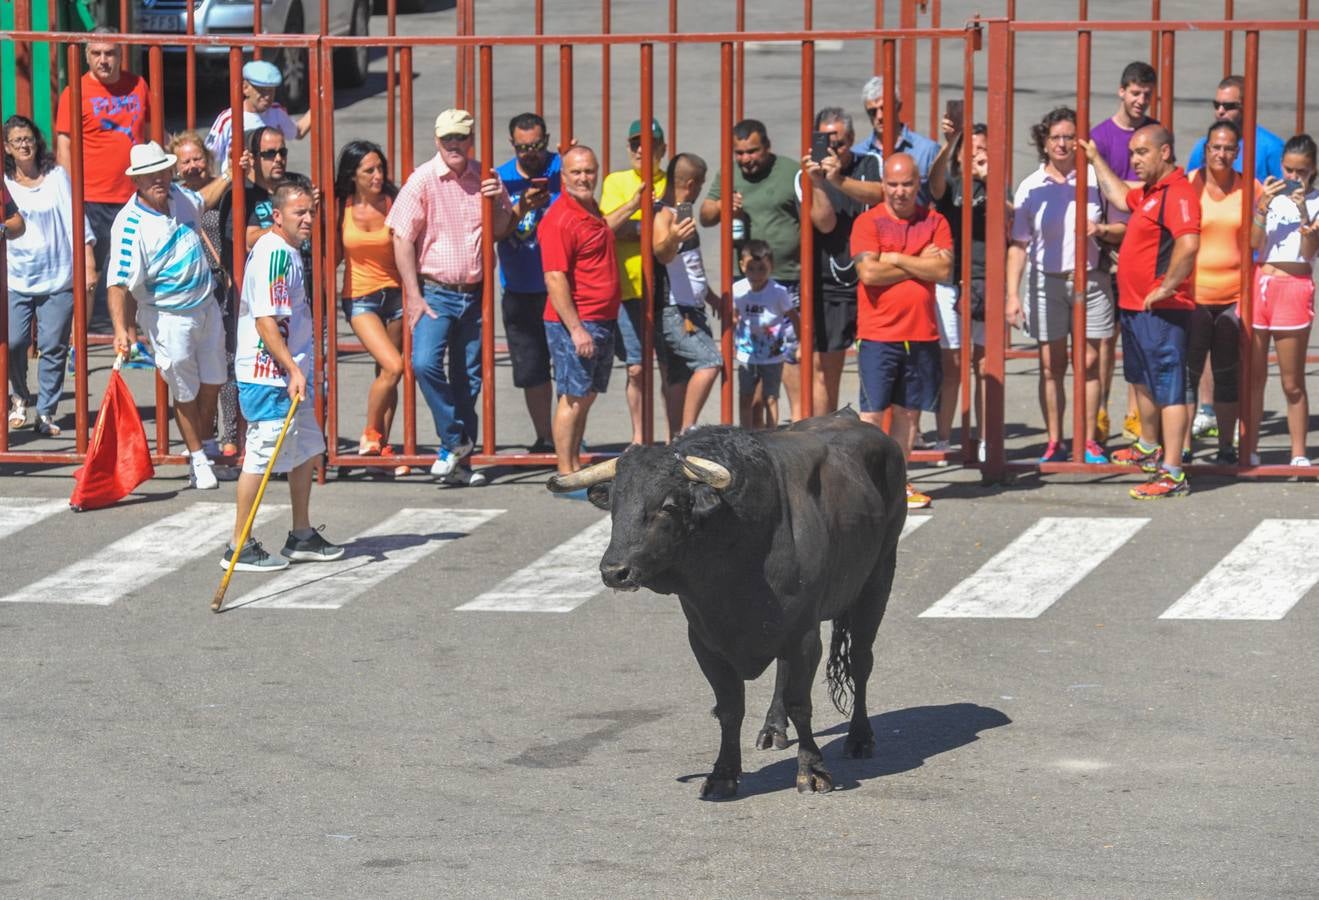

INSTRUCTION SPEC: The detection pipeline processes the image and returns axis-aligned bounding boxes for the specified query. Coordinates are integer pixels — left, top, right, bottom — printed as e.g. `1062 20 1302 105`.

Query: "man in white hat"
107 141 228 490
204 59 312 175
387 108 516 486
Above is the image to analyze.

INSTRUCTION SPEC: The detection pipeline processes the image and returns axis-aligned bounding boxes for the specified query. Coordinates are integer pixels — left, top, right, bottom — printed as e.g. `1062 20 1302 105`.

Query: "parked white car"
133 0 369 109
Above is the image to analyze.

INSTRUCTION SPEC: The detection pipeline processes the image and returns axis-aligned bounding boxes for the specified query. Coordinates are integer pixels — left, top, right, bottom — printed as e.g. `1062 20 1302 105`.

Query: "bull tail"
826 615 855 717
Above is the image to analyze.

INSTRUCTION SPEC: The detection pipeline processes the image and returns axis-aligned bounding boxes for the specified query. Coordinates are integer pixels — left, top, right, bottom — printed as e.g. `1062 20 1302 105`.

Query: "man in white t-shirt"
204 60 311 175
107 141 226 490
225 180 342 573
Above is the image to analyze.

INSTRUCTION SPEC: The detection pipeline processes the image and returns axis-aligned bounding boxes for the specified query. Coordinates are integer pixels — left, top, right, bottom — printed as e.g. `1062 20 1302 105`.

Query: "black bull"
547 412 906 798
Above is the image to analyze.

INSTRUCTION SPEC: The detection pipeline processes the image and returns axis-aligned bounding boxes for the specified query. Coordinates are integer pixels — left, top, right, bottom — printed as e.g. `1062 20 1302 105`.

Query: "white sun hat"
124 141 178 177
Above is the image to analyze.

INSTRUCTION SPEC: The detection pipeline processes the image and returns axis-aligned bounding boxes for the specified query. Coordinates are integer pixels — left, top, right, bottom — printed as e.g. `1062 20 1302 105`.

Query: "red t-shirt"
55 72 152 204
850 203 952 342
540 193 621 323
1118 168 1201 312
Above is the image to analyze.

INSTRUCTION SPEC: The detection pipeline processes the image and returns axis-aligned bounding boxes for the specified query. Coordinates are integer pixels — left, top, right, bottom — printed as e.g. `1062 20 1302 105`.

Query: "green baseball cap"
627 118 665 141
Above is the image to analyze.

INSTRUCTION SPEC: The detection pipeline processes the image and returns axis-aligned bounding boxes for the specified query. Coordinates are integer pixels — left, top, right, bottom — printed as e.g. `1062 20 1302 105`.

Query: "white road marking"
1159 519 1319 620
744 39 844 51
458 517 613 613
918 517 1149 618
0 498 68 540
230 508 503 610
902 515 932 540
0 502 286 606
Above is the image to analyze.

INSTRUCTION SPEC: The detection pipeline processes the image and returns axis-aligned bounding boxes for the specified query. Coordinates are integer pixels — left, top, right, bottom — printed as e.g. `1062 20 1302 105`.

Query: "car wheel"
333 0 370 87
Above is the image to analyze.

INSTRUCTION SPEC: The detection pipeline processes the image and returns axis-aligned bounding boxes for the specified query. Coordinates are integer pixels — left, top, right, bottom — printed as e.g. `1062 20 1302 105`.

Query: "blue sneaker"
1039 440 1068 463
1084 440 1108 464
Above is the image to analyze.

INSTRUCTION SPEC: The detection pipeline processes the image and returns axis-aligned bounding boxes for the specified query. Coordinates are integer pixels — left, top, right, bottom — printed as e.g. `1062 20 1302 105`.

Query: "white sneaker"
430 448 459 479
1290 456 1311 467
190 457 219 490
1191 408 1217 438
443 467 487 487
977 441 987 464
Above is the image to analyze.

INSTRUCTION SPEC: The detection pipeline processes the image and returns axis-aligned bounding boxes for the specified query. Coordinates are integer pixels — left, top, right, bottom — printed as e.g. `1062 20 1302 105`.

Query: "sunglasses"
258 147 289 160
1212 100 1243 111
864 106 883 119
512 138 548 153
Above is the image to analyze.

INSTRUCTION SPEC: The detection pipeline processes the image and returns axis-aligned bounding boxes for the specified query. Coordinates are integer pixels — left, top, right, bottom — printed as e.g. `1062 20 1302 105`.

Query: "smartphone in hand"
945 99 965 128
810 132 832 164
675 202 693 223
530 177 550 190
1282 179 1304 194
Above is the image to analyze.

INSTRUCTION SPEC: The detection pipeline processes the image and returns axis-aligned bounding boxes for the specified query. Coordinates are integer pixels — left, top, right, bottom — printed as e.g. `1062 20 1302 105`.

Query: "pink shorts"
1254 272 1316 331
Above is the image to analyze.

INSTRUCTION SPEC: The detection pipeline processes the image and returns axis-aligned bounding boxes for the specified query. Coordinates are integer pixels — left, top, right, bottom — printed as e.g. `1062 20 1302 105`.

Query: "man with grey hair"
851 75 939 184
798 106 883 411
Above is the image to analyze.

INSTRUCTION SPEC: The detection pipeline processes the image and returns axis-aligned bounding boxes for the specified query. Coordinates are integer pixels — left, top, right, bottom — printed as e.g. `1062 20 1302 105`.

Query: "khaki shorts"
1025 270 1115 342
136 301 227 403
241 400 326 475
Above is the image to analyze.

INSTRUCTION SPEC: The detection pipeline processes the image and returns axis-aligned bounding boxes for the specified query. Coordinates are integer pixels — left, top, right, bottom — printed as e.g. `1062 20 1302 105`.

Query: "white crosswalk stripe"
1159 519 1319 620
458 517 613 613
903 515 932 540
918 517 1149 619
0 498 67 540
229 508 504 610
0 502 287 606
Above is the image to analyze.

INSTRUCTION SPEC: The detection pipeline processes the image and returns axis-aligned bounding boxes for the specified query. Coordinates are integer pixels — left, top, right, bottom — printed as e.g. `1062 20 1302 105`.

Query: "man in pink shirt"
388 108 515 486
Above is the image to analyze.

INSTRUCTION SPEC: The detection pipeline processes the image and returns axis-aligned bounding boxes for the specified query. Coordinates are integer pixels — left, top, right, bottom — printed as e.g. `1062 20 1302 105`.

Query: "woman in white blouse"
4 114 95 436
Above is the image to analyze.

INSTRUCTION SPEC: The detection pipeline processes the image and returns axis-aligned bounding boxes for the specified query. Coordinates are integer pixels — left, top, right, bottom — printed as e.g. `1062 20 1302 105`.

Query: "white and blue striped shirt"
108 184 214 311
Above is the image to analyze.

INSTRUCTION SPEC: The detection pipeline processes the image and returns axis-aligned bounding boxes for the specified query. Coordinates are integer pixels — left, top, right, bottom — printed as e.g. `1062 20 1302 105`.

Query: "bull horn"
682 456 733 490
546 457 618 492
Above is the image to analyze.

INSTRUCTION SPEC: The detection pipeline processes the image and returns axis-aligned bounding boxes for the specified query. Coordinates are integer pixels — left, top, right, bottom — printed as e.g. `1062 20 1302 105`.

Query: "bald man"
1086 125 1202 500
540 146 624 475
851 153 954 510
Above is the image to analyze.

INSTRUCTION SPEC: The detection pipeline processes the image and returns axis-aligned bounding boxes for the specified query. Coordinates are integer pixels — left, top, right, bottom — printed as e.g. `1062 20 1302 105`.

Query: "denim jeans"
8 289 74 417
413 282 483 452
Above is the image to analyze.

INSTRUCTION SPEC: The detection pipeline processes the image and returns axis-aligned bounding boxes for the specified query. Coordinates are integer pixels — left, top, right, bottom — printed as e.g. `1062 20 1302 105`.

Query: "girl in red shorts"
1249 133 1319 466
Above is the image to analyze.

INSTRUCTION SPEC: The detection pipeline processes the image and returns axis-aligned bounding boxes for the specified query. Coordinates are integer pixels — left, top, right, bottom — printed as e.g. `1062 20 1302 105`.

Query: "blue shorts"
1120 308 1190 407
857 339 941 413
615 298 644 366
341 287 403 323
656 306 723 384
737 361 783 397
547 320 616 398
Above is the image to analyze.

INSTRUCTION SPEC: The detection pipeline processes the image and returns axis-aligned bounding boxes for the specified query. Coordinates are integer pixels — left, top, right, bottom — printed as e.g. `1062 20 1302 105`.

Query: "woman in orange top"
335 140 406 474
1186 120 1254 465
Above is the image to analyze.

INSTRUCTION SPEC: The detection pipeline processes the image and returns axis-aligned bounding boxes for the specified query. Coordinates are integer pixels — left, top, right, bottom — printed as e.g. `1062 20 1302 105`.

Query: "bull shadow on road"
727 702 1012 799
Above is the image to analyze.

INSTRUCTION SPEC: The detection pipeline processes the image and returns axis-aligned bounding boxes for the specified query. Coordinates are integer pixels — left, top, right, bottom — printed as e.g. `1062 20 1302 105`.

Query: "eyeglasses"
5 136 35 147
512 138 548 153
1212 100 1243 111
439 133 471 144
258 147 289 160
1047 134 1077 144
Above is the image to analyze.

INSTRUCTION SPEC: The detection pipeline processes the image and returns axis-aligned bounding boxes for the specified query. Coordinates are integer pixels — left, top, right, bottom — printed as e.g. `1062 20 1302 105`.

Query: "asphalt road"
4 1 1319 897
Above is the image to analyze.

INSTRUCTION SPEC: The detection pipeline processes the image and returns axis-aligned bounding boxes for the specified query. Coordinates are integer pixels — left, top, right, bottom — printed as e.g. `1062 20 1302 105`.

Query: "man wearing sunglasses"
1185 75 1285 182
217 127 315 278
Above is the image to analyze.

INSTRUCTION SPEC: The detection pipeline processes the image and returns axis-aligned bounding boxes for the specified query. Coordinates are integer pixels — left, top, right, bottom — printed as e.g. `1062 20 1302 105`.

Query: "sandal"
8 396 27 429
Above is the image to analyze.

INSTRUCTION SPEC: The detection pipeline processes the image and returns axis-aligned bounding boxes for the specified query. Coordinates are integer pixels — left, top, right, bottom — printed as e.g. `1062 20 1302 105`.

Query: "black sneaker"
219 540 290 573
1210 447 1239 465
281 526 346 562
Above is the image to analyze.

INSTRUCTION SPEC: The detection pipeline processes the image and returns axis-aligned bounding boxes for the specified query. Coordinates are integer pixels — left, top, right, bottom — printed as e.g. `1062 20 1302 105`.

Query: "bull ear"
587 482 612 510
690 484 723 521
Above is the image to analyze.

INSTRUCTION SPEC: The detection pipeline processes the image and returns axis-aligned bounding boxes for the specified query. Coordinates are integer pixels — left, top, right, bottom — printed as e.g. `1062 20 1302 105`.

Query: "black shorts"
813 288 858 352
500 290 552 388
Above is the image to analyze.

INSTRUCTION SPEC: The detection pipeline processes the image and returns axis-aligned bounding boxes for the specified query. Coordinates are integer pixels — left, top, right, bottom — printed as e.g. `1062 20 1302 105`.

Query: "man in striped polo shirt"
107 141 226 490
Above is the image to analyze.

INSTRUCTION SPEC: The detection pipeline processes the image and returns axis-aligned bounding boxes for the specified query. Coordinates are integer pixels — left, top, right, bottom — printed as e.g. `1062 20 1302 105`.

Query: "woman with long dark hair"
4 114 95 435
334 140 407 474
1249 133 1319 466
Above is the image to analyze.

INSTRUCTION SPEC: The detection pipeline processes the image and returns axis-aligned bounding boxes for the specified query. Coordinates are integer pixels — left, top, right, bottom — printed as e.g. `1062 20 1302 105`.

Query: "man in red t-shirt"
1087 125 1202 499
851 153 953 510
54 30 152 328
540 146 622 475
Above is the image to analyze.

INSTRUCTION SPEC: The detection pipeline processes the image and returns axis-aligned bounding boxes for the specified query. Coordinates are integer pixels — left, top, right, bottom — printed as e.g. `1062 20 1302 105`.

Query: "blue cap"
241 60 282 88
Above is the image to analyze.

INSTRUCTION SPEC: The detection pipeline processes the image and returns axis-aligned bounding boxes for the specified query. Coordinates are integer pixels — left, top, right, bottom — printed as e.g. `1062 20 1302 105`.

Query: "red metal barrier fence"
1 4 1316 485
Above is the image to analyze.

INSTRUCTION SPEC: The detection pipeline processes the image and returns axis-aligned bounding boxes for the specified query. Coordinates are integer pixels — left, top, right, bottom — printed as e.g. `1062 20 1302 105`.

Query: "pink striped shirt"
386 152 511 284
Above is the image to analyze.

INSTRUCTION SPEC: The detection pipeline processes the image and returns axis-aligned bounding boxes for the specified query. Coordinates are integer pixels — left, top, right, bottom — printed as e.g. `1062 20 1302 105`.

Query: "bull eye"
659 495 681 516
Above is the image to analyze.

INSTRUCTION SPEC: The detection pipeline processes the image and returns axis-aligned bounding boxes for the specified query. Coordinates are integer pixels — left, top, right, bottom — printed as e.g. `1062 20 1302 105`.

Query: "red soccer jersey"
540 193 621 323
1118 168 1201 312
850 202 952 342
55 72 152 204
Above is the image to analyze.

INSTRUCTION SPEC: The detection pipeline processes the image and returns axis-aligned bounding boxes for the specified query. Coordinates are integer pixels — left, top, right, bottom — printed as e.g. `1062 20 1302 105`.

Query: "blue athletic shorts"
857 339 941 413
1120 308 1190 408
547 320 616 398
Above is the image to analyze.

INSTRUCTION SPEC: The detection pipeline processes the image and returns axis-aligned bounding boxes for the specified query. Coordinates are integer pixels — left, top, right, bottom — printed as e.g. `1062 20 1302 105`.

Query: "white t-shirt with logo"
107 184 214 311
235 231 313 393
1261 187 1319 264
733 278 797 365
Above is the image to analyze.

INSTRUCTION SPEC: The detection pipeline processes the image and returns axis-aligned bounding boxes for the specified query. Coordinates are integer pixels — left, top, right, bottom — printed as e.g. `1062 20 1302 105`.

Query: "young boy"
223 181 343 572
732 240 801 428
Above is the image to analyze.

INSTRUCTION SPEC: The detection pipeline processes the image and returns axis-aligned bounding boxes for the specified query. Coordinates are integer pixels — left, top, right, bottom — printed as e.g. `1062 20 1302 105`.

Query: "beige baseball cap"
434 109 474 137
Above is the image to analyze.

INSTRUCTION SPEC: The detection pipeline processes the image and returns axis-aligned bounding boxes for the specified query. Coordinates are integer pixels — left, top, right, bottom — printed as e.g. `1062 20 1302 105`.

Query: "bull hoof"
755 726 790 751
700 776 739 800
844 736 875 759
795 765 834 794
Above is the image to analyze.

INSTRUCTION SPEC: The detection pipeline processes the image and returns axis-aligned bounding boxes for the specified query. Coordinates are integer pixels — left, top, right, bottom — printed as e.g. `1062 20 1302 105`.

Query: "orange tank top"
341 199 401 298
1190 172 1245 306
